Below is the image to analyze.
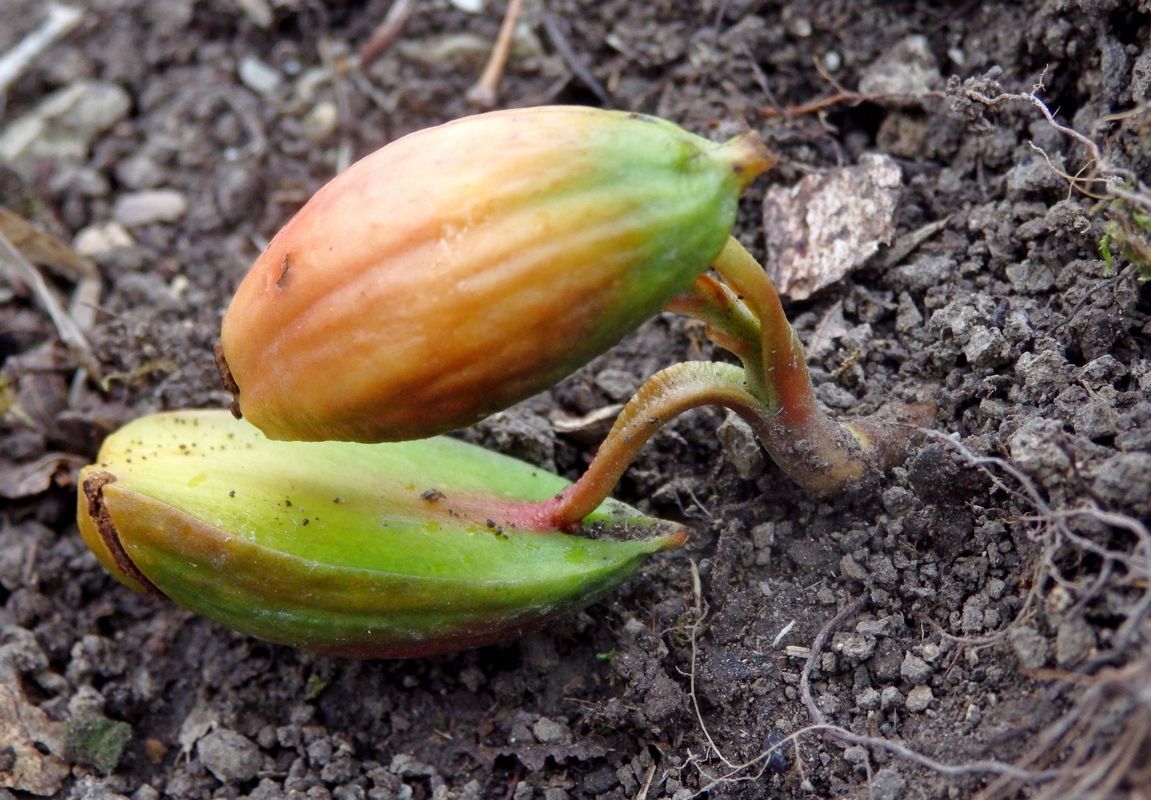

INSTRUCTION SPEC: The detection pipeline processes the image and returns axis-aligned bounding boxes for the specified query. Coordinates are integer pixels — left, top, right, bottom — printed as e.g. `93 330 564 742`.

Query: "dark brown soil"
1 1 1150 799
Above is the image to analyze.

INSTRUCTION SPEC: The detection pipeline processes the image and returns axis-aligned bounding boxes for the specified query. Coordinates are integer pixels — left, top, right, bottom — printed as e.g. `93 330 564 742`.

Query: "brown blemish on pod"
82 472 168 601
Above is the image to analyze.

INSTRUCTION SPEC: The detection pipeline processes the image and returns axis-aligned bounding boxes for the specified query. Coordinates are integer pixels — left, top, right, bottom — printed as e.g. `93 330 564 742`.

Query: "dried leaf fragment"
763 154 901 301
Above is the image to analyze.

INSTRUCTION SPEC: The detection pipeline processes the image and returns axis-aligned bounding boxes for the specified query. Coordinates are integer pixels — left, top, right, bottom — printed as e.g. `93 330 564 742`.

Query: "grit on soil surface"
1 1 1150 799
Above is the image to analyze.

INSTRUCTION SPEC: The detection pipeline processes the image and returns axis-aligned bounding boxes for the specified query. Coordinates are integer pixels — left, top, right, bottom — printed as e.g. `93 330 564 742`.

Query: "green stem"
666 274 766 394
709 237 817 427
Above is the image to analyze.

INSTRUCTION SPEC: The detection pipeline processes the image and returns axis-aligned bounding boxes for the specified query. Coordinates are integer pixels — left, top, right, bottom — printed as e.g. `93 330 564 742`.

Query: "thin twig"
762 90 947 119
685 560 738 770
358 0 418 67
0 3 83 96
540 9 611 107
0 230 101 380
467 0 523 108
799 596 866 727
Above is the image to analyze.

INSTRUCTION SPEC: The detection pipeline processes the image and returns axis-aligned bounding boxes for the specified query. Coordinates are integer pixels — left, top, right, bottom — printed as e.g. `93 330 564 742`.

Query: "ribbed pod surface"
219 106 774 442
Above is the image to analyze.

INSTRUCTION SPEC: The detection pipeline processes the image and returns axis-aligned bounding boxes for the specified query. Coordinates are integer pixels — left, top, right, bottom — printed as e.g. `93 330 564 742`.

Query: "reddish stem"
519 361 762 531
709 237 816 427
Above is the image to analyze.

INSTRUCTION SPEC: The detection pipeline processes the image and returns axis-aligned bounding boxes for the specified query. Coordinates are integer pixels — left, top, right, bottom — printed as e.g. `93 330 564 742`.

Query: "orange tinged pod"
218 106 775 442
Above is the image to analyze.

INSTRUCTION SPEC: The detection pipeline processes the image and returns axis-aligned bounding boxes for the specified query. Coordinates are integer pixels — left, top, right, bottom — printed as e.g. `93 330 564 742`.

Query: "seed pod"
218 106 775 442
77 410 683 658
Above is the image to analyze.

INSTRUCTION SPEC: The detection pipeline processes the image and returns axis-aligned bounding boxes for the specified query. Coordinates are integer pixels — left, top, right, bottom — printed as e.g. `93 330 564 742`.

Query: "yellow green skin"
219 106 774 443
77 411 684 658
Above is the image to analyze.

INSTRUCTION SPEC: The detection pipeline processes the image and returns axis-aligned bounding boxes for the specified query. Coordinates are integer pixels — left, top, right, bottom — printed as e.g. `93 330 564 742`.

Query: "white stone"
113 189 188 227
301 101 339 142
74 221 135 256
238 56 282 95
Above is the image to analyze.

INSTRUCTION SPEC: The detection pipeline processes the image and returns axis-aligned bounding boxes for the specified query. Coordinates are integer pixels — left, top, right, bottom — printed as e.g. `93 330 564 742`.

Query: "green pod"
78 411 683 658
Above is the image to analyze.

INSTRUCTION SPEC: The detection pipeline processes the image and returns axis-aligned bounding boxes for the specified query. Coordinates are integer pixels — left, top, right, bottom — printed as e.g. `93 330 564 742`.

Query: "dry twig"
357 0 418 68
0 231 101 380
0 3 82 96
467 0 523 107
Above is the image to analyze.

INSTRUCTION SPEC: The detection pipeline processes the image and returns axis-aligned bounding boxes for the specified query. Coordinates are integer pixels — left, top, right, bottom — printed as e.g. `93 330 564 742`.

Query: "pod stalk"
528 237 933 529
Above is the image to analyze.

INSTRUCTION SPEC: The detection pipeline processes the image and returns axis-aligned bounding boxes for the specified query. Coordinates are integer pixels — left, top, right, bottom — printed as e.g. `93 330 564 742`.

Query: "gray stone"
1133 48 1151 102
858 35 940 101
0 625 49 674
961 593 988 634
895 291 922 332
1092 453 1151 516
888 255 956 292
594 368 639 401
716 411 765 479
882 486 916 516
871 767 907 800
905 685 933 713
113 189 188 227
472 407 555 472
115 153 165 190
197 728 262 783
963 326 1010 369
67 686 106 718
1005 153 1066 198
1079 355 1126 387
899 652 932 685
1056 614 1097 667
869 556 899 587
1006 260 1056 293
302 102 340 142
238 56 282 95
815 382 859 409
839 554 869 582
1009 418 1072 484
836 632 877 662
1009 626 1050 669
880 685 904 709
856 617 891 637
389 753 437 778
531 717 571 745
856 687 881 710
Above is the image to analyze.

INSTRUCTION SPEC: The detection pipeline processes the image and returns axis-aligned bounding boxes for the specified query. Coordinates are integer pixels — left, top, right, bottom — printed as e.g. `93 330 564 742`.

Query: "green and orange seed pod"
217 106 775 443
77 411 683 658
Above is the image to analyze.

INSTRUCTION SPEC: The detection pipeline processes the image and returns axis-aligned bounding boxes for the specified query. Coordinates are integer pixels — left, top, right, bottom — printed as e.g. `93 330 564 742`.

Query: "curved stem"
709 237 817 427
526 361 762 531
666 274 766 394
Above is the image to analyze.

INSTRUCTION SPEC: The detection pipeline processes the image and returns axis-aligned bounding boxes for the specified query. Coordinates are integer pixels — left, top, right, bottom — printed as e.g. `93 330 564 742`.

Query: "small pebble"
113 189 187 227
197 728 262 782
856 687 880 710
74 221 134 257
302 101 339 142
905 685 933 713
239 56 282 95
531 717 572 745
900 652 933 685
880 686 904 709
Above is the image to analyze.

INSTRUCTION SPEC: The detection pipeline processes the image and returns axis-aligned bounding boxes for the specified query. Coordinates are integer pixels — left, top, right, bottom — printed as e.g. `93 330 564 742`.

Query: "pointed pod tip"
720 130 778 188
656 525 690 551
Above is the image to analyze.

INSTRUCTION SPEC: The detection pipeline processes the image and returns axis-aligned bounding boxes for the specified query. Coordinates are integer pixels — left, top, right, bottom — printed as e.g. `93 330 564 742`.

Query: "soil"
1 1 1150 799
